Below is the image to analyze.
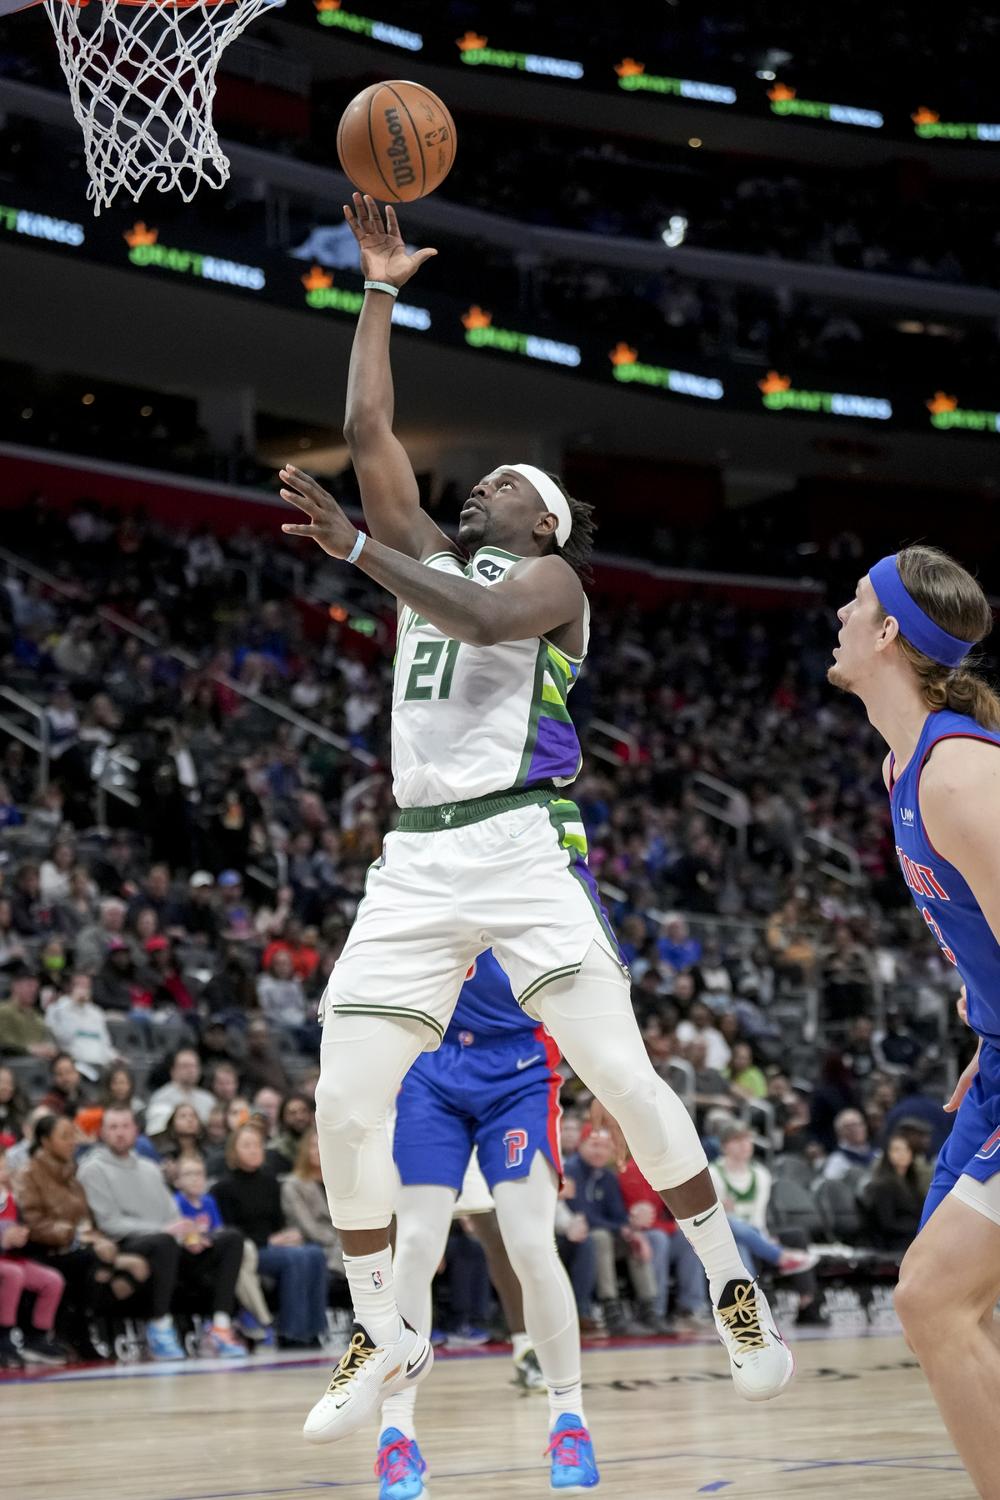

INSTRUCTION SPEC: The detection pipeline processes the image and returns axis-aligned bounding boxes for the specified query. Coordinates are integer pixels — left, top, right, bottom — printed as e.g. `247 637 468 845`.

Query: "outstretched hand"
279 466 360 559
343 193 437 288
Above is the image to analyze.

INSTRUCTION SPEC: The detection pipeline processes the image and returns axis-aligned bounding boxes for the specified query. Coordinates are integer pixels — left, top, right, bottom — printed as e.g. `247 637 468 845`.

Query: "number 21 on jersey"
404 639 461 701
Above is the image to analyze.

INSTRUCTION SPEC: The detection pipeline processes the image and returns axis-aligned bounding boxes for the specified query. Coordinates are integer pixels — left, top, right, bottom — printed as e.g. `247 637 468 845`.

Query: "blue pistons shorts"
921 1039 1000 1228
393 1027 563 1193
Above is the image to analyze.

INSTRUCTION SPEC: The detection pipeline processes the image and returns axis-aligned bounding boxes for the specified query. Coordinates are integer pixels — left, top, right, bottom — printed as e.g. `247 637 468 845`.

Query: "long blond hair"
882 546 1000 730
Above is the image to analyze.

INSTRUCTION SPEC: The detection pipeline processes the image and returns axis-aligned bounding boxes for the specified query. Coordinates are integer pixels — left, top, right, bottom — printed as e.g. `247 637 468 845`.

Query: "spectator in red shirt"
618 1157 711 1329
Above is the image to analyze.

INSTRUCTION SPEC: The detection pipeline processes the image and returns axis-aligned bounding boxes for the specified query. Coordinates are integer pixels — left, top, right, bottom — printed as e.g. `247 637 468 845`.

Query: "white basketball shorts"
318 789 626 1048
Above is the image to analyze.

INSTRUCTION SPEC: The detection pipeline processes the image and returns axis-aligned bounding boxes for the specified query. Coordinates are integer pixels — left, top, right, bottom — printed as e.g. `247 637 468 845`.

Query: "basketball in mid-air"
337 81 457 203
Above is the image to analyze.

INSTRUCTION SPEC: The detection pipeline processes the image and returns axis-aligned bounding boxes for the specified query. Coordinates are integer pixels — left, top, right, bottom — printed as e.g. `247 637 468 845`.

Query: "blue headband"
869 554 975 668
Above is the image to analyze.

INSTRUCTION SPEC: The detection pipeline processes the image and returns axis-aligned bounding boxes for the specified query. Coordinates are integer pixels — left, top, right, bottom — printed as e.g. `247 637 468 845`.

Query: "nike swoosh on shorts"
516 1055 543 1070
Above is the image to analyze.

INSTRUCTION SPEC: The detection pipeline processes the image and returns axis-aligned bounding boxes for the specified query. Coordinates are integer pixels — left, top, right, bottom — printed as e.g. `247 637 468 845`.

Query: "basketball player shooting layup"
829 546 1000 1499
278 193 794 1454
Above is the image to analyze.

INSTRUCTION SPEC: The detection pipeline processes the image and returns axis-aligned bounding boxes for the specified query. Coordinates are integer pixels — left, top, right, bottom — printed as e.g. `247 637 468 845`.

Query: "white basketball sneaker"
713 1279 795 1402
303 1321 433 1444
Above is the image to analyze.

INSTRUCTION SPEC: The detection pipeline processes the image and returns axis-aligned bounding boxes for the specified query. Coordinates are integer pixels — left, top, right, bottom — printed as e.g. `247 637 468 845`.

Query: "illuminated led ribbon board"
0 190 994 440
310 4 1000 142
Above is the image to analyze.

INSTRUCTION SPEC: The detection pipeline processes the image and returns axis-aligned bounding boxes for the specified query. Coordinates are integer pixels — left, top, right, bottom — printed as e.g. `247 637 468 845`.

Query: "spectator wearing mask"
78 1106 246 1361
45 973 116 1081
0 963 57 1060
822 1109 879 1181
860 1134 925 1253
145 1048 217 1136
173 1156 275 1347
0 1141 69 1367
213 1124 328 1347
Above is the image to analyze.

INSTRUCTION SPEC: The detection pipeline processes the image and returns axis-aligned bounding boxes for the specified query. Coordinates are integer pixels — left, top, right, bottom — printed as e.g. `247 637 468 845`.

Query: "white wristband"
345 530 367 565
364 279 399 299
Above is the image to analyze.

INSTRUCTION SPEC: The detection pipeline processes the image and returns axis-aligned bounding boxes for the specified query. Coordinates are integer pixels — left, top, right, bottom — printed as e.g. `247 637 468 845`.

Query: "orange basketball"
336 80 457 203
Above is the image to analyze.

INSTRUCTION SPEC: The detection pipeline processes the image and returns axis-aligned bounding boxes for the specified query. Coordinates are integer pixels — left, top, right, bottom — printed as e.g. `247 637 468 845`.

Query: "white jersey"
391 546 589 807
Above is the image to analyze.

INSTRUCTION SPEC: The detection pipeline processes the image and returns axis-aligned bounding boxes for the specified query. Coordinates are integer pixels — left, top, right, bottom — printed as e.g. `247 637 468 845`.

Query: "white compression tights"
536 942 708 1190
314 943 709 1229
381 1153 581 1438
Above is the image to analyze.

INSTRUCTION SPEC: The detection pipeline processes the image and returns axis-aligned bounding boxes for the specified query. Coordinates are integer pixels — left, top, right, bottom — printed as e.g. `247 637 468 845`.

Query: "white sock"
149 1315 173 1332
212 1313 231 1329
548 1378 585 1427
344 1246 404 1345
675 1203 752 1304
380 1386 418 1441
511 1332 532 1362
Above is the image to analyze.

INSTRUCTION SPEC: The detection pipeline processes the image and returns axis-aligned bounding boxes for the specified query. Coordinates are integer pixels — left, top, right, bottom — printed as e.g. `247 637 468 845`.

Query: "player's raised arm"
342 194 453 562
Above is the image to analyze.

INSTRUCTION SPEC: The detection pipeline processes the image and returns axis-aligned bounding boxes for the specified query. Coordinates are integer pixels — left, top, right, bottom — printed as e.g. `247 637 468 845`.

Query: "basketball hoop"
40 0 285 214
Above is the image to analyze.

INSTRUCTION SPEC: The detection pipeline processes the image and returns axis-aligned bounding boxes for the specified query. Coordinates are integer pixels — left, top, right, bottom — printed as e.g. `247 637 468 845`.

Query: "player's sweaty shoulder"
920 736 1000 863
922 735 1000 800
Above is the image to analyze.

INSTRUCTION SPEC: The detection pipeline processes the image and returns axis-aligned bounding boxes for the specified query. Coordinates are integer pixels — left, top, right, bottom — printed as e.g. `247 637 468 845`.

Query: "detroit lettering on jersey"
890 708 1000 1046
895 846 950 902
445 949 541 1042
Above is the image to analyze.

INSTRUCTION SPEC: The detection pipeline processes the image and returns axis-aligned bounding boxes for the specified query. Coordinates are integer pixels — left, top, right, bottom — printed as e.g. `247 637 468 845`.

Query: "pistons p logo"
503 1128 528 1169
976 1126 1000 1162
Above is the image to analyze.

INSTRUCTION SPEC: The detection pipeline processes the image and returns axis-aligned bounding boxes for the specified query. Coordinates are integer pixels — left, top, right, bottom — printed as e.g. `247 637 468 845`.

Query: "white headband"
509 463 573 548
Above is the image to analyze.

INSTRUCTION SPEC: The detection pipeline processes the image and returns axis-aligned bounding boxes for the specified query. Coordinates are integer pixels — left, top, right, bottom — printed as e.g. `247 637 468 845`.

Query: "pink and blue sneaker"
546 1414 600 1492
375 1427 428 1499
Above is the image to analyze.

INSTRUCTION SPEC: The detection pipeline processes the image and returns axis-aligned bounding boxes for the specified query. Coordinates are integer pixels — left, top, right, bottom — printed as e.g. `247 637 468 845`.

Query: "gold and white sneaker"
713 1279 795 1402
303 1321 433 1444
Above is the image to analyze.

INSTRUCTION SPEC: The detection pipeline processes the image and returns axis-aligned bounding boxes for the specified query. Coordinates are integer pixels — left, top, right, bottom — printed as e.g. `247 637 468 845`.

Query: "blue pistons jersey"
394 949 563 1193
890 708 1000 1219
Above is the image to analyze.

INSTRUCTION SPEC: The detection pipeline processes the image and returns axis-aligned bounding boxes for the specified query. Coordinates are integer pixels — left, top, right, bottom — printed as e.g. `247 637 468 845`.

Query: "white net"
42 0 285 214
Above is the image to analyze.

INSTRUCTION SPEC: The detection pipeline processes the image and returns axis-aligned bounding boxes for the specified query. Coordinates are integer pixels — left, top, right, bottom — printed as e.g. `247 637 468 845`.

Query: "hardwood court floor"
2 1331 972 1500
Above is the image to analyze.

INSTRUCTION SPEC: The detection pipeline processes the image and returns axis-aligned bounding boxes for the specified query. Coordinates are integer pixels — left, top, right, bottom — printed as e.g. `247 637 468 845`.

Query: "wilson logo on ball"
383 106 416 190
